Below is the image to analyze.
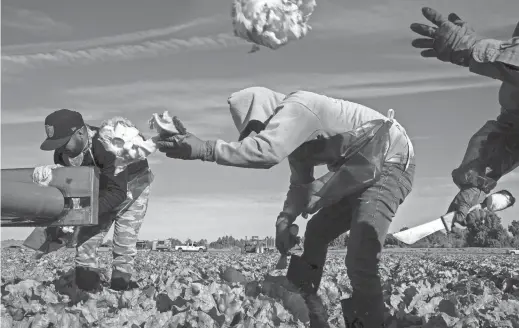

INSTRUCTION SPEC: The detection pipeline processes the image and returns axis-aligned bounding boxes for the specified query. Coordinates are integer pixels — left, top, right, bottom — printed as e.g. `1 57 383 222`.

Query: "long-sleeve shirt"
214 91 413 218
54 125 150 217
469 22 519 109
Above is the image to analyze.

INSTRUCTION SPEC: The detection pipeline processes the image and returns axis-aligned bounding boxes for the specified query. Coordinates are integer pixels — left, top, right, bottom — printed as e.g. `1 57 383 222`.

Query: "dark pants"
301 162 415 326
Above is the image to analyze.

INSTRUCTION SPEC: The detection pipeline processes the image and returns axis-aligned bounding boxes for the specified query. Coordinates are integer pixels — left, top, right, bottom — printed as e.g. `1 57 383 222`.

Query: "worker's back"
282 90 409 164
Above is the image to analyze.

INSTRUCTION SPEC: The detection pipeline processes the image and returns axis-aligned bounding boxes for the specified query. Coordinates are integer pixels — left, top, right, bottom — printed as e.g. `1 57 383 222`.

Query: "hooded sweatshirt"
215 87 414 218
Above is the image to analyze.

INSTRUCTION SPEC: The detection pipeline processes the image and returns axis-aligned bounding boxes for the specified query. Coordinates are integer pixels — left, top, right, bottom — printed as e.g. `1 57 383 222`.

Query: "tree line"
103 215 519 249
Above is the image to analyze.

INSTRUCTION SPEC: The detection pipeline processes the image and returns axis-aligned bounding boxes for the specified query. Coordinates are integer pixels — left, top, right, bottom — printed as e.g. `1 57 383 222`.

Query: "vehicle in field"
508 248 519 255
174 242 207 252
151 239 172 252
136 240 148 250
242 236 275 254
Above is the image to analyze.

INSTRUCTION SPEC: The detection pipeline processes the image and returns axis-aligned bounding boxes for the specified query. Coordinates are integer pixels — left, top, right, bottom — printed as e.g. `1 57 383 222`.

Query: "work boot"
303 292 330 328
75 267 102 292
341 297 389 328
286 255 323 294
341 298 364 328
110 271 136 291
287 255 329 327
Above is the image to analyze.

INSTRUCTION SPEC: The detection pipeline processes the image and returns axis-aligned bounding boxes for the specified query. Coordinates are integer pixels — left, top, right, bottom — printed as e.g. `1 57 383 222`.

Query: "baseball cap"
40 109 85 151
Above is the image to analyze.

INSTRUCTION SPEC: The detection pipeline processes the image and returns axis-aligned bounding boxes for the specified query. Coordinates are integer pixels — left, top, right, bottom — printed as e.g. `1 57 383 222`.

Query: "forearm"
280 184 311 221
214 139 285 169
447 187 484 214
279 157 316 221
469 37 519 86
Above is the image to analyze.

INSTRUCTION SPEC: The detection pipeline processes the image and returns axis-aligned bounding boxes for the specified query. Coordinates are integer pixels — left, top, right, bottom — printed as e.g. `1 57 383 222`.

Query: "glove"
446 187 482 230
156 133 216 161
32 164 63 186
410 7 482 67
275 214 300 255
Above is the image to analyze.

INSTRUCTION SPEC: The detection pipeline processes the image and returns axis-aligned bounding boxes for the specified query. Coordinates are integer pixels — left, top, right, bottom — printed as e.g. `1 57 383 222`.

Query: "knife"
393 190 514 245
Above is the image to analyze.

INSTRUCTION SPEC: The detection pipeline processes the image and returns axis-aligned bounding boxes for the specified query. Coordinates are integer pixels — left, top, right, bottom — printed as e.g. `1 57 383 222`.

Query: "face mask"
67 153 85 167
485 192 513 212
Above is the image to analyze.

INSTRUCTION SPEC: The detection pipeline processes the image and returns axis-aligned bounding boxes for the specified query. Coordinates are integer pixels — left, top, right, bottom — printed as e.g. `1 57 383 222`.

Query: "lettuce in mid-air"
232 0 316 52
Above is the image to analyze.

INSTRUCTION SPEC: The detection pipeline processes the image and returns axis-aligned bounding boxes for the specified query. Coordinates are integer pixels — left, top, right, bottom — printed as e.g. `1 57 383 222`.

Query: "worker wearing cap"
40 109 153 292
410 7 519 229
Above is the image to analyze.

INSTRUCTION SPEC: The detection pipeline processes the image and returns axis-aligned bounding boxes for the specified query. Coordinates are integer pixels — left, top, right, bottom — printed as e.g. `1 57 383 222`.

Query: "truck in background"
151 239 172 252
174 242 207 252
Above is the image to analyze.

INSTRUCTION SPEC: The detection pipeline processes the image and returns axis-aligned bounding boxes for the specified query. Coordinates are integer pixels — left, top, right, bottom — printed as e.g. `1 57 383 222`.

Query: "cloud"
310 0 419 36
2 17 218 55
2 6 72 36
310 0 518 39
410 136 434 141
64 69 481 96
1 108 106 125
60 69 499 118
1 34 248 73
2 69 499 139
498 172 519 184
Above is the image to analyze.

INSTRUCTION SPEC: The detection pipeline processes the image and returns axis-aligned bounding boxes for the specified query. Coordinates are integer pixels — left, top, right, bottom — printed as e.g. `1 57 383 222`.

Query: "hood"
227 87 286 134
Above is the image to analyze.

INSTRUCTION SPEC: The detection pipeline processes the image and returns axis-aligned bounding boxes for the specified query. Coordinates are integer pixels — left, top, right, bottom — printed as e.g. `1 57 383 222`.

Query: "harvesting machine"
242 236 275 254
1 166 100 251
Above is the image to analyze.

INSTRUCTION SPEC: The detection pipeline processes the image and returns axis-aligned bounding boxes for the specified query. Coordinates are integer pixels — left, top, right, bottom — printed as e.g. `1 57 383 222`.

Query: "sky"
2 0 519 243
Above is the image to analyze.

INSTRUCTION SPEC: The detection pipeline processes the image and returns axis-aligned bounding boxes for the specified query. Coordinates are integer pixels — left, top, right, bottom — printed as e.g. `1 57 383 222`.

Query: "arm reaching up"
410 7 519 86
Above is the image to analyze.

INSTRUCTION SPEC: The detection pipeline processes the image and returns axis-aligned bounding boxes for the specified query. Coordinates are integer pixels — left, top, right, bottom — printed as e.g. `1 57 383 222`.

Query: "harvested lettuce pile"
231 0 317 51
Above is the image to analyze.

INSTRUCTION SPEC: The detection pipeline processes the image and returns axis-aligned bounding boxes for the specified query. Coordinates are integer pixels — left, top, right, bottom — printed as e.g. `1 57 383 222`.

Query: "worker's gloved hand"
156 133 216 161
451 209 470 229
275 214 299 255
410 7 482 67
446 187 482 231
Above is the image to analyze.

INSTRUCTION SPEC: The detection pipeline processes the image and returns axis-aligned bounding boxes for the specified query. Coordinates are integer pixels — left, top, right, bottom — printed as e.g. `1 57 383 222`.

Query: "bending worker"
155 87 415 327
39 109 153 292
410 7 519 228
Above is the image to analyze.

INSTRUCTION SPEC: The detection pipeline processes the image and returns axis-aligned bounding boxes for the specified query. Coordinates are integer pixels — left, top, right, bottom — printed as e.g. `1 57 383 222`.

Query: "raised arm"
410 8 519 86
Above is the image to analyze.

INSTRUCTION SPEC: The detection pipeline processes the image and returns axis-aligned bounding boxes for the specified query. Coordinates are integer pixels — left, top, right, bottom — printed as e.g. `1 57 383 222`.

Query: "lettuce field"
1 247 518 327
